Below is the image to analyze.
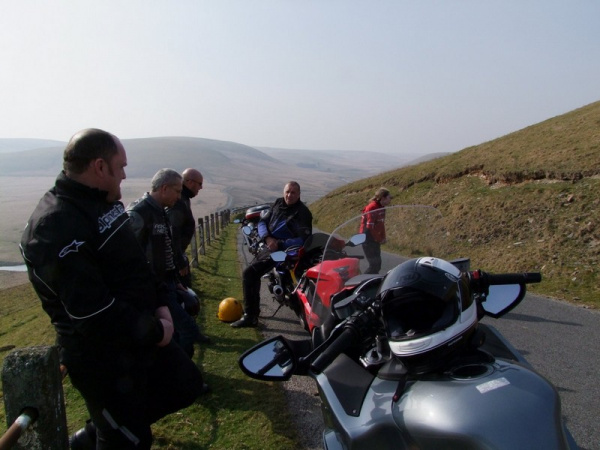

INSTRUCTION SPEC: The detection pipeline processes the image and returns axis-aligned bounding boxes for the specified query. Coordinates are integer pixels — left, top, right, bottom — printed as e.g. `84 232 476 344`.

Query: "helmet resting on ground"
377 256 477 374
218 297 244 322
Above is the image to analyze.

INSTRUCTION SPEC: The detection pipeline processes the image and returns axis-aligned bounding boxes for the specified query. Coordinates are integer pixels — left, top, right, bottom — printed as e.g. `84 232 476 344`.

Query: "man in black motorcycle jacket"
127 168 210 356
167 168 203 288
231 181 313 328
20 129 205 449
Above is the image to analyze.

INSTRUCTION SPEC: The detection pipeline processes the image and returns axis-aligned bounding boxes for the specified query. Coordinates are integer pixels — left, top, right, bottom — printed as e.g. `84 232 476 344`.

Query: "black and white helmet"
378 257 477 373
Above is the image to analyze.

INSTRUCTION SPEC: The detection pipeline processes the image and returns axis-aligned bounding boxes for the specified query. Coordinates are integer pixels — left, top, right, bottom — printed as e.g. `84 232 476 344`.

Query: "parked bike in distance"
239 205 577 450
238 203 270 256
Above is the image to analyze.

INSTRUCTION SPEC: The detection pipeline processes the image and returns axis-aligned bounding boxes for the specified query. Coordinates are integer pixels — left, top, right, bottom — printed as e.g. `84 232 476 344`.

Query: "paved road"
481 295 600 450
238 233 599 450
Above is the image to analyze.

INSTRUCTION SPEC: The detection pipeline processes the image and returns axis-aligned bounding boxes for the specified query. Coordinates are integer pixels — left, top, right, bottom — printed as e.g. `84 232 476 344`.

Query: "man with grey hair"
127 169 210 357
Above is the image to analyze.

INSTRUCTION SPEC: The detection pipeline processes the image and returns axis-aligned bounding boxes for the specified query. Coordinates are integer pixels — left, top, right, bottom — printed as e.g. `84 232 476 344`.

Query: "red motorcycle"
269 231 366 343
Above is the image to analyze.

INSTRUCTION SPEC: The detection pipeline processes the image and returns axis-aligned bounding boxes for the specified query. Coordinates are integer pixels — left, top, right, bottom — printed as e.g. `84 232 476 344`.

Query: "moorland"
1 100 599 308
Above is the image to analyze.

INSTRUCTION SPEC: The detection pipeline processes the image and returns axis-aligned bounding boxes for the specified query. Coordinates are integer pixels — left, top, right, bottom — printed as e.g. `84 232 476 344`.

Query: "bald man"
167 168 203 288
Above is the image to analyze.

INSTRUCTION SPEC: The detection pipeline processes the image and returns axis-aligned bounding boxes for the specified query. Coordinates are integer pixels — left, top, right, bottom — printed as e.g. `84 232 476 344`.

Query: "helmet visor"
382 289 459 341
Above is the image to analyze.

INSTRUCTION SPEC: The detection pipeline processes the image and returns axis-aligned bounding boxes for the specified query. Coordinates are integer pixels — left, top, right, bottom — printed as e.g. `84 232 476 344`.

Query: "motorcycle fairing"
478 323 532 368
322 353 374 417
393 360 571 449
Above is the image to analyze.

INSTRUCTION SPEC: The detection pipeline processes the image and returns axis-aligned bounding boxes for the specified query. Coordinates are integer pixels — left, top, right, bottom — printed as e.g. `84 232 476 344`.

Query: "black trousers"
363 238 382 274
242 251 276 317
63 340 204 449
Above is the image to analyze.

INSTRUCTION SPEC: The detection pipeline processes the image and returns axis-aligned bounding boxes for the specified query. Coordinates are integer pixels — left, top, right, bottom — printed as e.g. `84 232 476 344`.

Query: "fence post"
190 224 199 268
1 346 69 449
210 214 215 240
204 215 211 247
197 218 205 257
224 209 230 227
215 211 220 236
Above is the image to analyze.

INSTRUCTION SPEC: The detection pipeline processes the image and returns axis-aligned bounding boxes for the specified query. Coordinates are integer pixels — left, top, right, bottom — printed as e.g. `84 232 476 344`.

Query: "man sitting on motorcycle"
231 181 313 328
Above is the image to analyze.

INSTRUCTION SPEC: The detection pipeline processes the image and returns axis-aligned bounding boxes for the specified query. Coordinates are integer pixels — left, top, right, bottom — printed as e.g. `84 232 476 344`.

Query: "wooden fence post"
197 218 205 256
1 346 69 449
190 222 199 268
204 215 211 247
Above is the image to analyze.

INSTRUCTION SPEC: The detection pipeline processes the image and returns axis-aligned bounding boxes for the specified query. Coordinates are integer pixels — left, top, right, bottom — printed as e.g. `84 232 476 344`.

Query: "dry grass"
312 101 600 308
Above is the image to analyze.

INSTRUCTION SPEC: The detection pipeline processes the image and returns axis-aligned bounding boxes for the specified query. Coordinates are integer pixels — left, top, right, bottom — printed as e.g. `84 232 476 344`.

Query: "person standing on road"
167 168 203 288
359 187 392 274
127 169 211 356
231 181 313 328
20 129 205 449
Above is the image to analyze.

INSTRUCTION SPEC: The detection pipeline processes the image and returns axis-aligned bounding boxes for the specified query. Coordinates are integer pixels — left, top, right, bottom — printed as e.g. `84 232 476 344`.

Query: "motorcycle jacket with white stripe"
20 172 167 352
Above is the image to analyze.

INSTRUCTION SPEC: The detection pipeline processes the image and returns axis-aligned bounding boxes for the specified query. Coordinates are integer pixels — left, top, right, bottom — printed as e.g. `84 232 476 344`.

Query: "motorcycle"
239 205 577 449
239 204 271 256
267 231 366 336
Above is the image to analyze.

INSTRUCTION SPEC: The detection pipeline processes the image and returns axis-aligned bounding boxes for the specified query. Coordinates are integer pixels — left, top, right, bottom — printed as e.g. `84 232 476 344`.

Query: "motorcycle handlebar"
469 270 542 292
485 272 541 285
310 327 359 374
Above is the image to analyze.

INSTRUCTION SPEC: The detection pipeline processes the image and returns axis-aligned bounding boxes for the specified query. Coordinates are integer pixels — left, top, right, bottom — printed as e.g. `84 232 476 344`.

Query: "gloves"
155 306 174 347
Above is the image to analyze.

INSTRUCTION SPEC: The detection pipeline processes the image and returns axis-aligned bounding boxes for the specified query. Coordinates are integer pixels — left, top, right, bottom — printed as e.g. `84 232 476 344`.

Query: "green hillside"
310 101 600 308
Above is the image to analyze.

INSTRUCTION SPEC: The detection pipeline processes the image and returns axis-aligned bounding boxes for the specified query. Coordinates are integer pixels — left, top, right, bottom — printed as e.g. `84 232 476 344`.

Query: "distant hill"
309 100 600 308
0 136 411 206
405 152 450 165
258 147 414 181
0 138 66 153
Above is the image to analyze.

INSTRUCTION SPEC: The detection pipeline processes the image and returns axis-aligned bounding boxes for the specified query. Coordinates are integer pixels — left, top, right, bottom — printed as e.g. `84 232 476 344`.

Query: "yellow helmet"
218 297 243 322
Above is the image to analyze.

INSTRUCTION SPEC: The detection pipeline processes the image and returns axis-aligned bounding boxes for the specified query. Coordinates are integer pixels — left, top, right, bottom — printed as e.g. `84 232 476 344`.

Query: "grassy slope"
311 100 600 308
0 225 298 449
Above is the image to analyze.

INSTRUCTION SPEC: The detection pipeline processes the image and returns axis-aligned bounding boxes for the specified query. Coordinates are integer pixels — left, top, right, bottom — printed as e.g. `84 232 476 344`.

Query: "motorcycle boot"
69 419 97 449
230 313 258 328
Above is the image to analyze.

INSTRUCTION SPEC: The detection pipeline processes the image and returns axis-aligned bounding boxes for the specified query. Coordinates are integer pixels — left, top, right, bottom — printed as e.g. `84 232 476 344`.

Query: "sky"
1 1 598 156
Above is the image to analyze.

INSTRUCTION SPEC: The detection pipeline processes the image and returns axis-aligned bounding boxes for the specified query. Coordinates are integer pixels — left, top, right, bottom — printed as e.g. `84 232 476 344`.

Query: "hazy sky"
1 1 598 155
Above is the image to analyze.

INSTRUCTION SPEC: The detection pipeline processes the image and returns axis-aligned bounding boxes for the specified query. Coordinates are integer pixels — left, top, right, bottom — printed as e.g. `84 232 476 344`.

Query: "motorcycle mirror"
347 233 366 247
242 225 253 236
481 284 526 319
238 336 295 381
270 251 287 262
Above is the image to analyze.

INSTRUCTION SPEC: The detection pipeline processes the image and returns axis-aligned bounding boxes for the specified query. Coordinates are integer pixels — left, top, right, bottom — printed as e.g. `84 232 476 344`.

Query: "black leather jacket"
127 193 179 282
20 172 166 352
258 197 313 250
166 185 196 269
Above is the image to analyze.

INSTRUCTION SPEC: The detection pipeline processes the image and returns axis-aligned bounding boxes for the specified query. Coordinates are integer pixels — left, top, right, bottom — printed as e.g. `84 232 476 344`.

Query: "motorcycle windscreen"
310 205 452 327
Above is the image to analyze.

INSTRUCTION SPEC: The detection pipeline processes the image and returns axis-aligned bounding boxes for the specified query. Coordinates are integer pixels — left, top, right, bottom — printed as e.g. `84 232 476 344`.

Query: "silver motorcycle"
239 205 577 449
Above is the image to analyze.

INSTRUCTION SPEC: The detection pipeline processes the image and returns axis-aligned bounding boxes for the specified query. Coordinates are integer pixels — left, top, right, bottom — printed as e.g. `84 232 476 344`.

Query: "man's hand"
179 265 190 277
155 306 174 347
265 236 279 251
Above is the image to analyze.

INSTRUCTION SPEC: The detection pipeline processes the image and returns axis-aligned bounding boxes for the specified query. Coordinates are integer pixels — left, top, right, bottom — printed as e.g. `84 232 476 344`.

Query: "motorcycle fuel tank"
319 357 573 450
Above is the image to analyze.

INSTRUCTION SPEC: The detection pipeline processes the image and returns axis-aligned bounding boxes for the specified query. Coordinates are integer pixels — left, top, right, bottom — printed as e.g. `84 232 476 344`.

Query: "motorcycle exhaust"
272 285 284 297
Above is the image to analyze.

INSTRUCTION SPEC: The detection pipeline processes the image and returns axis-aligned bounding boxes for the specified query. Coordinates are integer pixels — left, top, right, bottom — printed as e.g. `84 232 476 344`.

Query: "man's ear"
91 158 105 177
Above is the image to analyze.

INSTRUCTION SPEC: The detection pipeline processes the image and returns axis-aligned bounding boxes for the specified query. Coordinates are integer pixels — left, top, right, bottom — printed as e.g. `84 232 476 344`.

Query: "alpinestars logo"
59 240 84 258
99 204 125 233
